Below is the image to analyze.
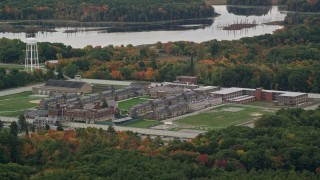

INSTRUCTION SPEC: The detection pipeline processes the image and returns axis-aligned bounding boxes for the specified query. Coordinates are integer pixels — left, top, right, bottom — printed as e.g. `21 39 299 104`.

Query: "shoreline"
223 23 257 30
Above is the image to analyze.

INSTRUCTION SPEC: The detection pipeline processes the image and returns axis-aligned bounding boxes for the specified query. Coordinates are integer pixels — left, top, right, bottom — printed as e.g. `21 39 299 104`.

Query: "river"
0 5 286 48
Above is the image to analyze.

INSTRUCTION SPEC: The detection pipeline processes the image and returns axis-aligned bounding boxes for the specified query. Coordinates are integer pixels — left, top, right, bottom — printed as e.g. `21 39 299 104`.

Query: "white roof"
26 38 37 45
112 117 132 123
228 95 255 102
194 86 219 91
262 89 283 93
46 60 58 64
211 87 244 95
210 87 307 97
278 92 307 97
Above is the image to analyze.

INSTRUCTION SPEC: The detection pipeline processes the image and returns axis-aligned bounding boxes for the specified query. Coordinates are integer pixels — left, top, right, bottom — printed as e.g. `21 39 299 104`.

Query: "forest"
0 0 214 22
227 0 320 12
287 0 320 12
0 68 56 90
227 0 273 6
0 107 320 179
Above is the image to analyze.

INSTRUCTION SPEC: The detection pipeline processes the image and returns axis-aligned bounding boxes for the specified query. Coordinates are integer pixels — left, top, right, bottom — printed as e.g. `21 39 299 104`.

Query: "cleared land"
118 97 150 110
122 119 162 128
0 63 45 70
0 63 25 70
176 105 274 130
0 91 42 117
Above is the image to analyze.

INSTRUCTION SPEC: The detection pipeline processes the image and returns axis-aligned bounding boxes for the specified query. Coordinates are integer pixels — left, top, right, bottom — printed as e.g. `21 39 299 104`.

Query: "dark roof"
129 82 151 89
45 79 87 89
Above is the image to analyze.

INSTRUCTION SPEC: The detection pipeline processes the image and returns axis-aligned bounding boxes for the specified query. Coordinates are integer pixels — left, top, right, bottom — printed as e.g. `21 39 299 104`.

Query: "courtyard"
118 97 151 111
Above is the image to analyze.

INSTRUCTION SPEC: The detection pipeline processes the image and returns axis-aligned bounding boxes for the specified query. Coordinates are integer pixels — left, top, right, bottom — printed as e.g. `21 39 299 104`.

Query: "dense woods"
1 108 320 178
227 0 320 12
0 68 55 90
0 0 214 22
287 0 320 12
227 0 272 6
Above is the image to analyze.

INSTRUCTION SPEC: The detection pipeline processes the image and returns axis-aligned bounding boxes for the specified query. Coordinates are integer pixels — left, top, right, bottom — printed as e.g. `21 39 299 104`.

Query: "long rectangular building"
33 79 92 95
211 87 308 106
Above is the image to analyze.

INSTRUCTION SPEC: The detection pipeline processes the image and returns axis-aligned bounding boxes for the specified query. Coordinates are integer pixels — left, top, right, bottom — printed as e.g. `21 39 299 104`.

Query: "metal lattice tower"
25 35 39 72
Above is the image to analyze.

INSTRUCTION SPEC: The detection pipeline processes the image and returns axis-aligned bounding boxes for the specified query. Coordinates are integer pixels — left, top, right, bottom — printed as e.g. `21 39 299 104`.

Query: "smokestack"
190 50 194 76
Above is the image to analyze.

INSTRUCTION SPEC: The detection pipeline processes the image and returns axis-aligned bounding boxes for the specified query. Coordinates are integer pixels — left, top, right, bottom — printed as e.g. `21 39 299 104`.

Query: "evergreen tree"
18 114 27 134
107 125 116 134
102 98 108 108
56 65 64 80
0 120 4 131
57 124 64 131
9 121 18 136
45 124 50 130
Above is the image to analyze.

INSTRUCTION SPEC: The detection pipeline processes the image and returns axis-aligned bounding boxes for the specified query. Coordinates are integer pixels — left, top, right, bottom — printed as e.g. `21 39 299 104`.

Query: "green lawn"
176 105 275 130
0 64 25 70
247 101 276 107
118 98 150 110
0 91 42 117
122 119 162 128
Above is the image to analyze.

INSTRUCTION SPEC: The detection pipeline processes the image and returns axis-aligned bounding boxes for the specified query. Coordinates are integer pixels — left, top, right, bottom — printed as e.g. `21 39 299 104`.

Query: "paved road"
0 116 18 122
308 93 320 99
2 117 200 139
63 122 200 139
0 83 44 97
303 103 320 110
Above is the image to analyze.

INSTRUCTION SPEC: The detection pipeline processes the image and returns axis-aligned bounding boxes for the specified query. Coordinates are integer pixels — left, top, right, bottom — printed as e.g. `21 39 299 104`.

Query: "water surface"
0 5 287 48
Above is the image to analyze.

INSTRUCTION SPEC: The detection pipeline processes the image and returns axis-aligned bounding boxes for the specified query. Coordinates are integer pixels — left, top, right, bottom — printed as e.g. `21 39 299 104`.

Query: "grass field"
0 63 45 70
0 91 42 117
0 64 25 70
118 97 150 110
247 101 276 107
122 119 162 128
176 105 275 130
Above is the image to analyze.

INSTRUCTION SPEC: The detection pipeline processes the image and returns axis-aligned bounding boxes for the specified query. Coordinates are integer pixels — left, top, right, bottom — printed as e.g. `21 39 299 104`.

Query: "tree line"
0 68 55 90
227 0 272 6
0 0 214 22
227 0 320 12
0 107 320 178
287 0 320 12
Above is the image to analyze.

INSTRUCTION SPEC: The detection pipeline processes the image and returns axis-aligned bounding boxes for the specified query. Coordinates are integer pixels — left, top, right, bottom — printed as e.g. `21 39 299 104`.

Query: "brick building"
277 92 308 106
129 102 152 118
115 87 136 100
194 86 220 96
174 76 198 85
149 85 184 98
212 87 308 106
